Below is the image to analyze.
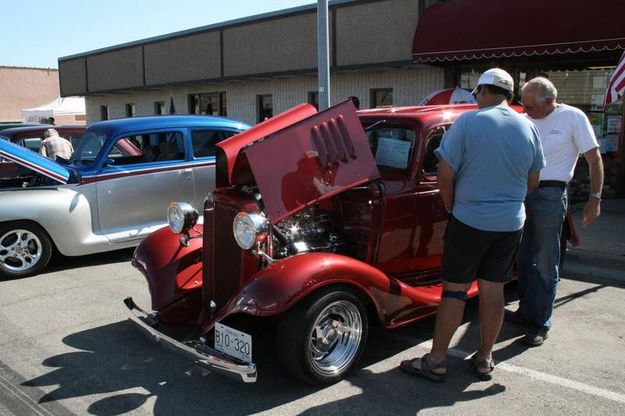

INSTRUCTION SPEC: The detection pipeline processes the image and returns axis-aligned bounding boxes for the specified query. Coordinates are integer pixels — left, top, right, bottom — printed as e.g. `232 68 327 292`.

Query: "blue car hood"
0 139 71 184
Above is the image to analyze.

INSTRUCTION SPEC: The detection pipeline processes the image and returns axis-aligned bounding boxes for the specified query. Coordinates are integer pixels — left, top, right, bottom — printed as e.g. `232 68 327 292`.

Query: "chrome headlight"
167 202 198 234
233 212 269 250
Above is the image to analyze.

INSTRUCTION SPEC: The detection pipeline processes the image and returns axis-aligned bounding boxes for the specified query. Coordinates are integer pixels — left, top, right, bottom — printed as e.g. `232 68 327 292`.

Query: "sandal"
470 353 495 381
400 353 447 383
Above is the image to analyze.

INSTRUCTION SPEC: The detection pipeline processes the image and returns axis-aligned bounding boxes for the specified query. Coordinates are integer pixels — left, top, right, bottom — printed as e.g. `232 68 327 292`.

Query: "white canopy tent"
22 96 86 125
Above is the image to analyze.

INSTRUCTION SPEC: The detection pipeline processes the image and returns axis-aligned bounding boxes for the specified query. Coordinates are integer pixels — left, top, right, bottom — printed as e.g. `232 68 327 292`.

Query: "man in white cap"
400 68 545 382
507 77 604 347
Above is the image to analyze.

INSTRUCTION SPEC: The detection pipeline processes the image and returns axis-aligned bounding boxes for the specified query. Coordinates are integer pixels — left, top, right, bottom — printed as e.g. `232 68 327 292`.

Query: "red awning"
412 0 625 63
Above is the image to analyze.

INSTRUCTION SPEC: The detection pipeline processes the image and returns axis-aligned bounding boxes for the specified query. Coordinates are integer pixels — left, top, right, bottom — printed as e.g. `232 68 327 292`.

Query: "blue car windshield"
71 130 108 163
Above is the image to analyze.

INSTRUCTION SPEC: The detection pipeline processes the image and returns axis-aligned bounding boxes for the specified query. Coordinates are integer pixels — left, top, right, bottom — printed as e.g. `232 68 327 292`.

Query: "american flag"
605 51 625 106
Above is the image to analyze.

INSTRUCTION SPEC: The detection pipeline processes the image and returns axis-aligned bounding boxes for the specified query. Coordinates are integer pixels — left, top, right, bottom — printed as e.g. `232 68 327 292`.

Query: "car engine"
271 205 343 258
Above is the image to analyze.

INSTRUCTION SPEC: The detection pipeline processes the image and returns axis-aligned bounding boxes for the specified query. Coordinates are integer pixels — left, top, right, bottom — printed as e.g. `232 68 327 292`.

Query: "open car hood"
239 100 380 223
216 103 318 187
0 139 70 184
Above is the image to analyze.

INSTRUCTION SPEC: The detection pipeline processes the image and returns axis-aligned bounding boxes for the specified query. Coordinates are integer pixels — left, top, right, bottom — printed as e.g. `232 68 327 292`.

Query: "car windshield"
71 130 108 163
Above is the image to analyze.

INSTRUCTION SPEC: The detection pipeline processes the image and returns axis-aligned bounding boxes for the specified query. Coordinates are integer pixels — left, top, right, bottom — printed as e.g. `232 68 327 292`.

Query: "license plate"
214 323 252 363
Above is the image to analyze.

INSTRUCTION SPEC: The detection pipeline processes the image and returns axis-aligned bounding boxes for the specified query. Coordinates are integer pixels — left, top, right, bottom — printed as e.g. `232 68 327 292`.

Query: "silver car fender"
0 185 109 257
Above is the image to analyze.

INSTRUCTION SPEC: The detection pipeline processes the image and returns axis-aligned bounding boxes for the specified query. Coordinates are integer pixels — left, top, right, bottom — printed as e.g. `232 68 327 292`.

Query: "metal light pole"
317 0 330 110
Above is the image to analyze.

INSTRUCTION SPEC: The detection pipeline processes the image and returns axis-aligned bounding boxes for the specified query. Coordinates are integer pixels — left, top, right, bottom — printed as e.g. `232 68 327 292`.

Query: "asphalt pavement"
0 200 623 415
564 198 625 286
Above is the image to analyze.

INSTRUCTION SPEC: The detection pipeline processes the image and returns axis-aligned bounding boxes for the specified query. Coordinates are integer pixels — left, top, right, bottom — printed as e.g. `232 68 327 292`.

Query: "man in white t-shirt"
506 77 604 347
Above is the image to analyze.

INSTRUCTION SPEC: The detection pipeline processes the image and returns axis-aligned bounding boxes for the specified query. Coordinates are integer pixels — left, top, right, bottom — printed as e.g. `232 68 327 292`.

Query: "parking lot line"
391 334 625 405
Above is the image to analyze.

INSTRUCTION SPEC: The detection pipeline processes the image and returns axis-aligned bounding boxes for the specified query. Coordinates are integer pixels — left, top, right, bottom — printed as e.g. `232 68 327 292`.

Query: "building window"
100 105 109 121
189 92 227 116
370 88 393 108
257 94 273 123
125 103 136 117
460 71 481 91
307 91 319 109
154 101 165 115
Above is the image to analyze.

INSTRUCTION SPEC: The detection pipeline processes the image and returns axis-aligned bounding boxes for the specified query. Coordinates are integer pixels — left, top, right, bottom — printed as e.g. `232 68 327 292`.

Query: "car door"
95 129 196 243
373 123 449 282
407 125 450 280
368 124 421 275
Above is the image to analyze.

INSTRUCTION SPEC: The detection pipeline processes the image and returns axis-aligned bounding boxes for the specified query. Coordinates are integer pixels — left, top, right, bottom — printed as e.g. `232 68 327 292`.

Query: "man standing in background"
39 128 73 160
508 77 605 347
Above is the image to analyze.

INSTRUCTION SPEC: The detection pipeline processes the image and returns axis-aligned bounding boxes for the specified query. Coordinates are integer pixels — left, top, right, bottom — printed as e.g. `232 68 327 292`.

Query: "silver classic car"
0 115 248 279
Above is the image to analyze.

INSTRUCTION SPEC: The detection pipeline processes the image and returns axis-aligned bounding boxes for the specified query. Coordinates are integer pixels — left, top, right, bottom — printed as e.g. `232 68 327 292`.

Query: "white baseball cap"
472 68 514 93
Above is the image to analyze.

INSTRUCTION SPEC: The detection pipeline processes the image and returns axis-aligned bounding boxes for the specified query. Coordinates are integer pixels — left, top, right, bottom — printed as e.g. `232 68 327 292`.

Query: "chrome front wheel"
277 288 368 385
308 300 363 377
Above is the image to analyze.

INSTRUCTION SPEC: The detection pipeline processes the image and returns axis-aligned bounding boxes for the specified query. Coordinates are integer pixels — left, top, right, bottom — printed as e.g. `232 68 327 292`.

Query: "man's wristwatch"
589 192 602 201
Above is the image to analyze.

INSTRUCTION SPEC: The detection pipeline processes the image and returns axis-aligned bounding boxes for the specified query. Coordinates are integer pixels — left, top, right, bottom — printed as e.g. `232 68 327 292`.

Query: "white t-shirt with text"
526 103 599 182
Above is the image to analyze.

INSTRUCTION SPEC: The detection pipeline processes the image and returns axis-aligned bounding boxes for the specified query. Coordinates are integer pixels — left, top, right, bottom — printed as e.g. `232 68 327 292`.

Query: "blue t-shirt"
435 104 545 232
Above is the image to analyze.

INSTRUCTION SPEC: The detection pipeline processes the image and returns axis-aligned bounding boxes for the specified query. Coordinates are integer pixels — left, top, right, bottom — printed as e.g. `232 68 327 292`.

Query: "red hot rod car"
124 100 577 385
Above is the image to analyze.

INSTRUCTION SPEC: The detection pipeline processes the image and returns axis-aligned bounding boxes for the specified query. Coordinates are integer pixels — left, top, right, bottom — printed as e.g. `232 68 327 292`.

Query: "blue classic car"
0 115 249 279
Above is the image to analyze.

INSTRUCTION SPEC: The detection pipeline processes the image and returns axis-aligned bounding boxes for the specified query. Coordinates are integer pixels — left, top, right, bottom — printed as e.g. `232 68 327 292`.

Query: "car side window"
22 137 42 152
423 133 443 176
107 131 184 165
422 125 450 177
366 127 415 170
191 130 236 157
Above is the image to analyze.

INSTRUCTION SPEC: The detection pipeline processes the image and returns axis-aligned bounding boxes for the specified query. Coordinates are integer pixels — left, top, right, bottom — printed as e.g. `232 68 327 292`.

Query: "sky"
1 0 316 69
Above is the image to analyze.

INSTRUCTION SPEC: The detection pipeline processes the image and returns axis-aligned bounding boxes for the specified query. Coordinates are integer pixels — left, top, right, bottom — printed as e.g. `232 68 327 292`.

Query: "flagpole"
618 99 625 197
317 0 330 110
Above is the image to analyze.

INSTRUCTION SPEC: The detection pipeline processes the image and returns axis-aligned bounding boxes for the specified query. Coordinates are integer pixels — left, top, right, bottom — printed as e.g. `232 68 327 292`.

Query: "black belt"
539 180 567 189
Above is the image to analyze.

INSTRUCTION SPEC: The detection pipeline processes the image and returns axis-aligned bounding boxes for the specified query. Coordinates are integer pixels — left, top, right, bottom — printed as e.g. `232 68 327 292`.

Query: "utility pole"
317 0 330 110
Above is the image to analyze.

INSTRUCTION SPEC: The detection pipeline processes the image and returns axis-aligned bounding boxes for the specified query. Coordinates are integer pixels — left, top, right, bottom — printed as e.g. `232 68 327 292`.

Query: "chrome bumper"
123 297 257 383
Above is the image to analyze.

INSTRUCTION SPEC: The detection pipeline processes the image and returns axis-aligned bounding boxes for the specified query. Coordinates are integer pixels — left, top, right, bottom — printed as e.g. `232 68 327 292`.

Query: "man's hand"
527 171 540 196
582 198 600 227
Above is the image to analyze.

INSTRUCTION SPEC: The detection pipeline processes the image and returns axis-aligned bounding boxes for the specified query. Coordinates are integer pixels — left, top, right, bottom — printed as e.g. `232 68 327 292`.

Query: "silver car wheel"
0 229 43 272
308 300 363 377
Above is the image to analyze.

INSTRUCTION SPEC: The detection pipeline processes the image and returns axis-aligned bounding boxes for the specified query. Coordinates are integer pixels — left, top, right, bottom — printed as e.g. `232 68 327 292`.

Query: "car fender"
132 225 204 312
212 252 478 329
0 186 100 256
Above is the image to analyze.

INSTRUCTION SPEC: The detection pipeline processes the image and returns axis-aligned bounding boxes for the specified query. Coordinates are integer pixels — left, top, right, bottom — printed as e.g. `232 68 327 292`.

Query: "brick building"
0 66 60 122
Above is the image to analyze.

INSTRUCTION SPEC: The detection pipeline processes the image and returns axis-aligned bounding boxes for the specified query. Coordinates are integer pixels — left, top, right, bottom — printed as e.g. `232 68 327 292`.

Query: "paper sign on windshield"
375 137 410 169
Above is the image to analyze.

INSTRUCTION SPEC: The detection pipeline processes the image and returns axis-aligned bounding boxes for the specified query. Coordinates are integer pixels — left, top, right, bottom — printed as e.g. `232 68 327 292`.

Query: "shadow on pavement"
45 248 135 274
23 282 605 415
20 293 517 415
1 248 134 282
23 318 422 415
